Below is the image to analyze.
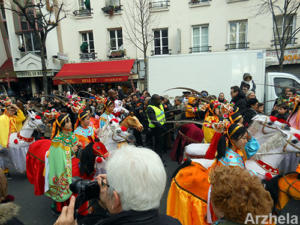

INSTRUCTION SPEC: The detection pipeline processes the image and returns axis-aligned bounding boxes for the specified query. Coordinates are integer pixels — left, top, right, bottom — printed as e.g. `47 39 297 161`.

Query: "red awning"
0 58 17 82
53 59 135 85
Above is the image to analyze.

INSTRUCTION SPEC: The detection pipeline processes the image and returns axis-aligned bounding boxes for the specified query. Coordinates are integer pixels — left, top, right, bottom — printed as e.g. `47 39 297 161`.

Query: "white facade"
58 0 300 63
3 0 61 94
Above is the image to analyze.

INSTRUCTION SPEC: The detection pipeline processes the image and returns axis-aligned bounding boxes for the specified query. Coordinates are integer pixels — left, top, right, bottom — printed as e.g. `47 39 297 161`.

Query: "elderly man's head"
101 146 166 213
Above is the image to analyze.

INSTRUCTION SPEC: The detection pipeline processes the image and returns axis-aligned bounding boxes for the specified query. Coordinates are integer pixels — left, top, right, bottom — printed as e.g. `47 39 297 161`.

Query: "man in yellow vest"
146 94 166 158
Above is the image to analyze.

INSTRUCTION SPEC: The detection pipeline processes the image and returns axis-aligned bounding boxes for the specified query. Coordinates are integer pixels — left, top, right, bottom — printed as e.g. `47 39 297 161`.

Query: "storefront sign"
266 48 300 66
16 71 54 78
53 76 129 85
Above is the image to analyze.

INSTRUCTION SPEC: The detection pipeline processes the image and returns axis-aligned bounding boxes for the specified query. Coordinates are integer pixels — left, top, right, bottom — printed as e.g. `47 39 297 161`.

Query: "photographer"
54 146 181 225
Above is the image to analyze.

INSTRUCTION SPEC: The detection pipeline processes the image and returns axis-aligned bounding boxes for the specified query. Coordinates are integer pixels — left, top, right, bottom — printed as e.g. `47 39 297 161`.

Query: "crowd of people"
0 72 299 225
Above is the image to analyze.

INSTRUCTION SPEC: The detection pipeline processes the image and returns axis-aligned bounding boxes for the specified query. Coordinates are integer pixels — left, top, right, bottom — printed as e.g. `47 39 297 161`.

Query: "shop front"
53 59 138 94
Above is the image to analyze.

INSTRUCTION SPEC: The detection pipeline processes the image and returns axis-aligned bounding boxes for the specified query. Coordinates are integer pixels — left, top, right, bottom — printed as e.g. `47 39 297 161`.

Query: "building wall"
59 0 300 63
4 1 61 72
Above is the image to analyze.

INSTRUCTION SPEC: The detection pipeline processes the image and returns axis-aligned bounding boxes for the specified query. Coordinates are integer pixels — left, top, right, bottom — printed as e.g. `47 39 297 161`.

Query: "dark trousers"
133 129 143 146
150 126 165 157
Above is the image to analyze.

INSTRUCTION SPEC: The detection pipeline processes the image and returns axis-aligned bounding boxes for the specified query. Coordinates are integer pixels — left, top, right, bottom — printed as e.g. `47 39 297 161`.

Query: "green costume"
45 132 78 202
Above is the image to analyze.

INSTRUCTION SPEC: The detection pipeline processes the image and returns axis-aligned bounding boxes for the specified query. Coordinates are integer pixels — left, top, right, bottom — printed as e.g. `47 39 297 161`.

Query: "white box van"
148 50 300 114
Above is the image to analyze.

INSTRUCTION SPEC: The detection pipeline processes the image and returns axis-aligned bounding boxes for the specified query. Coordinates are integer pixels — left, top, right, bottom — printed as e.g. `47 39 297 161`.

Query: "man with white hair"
54 146 182 225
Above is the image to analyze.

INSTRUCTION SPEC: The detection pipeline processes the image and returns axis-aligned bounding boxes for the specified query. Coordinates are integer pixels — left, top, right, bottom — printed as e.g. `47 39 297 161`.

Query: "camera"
70 177 100 219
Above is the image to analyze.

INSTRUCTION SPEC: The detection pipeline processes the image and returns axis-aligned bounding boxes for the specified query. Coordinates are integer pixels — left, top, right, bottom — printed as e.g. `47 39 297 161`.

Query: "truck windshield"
274 77 300 97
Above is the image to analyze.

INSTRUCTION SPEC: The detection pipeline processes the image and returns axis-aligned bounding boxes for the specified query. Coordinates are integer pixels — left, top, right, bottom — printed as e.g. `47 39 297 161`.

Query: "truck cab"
265 72 300 114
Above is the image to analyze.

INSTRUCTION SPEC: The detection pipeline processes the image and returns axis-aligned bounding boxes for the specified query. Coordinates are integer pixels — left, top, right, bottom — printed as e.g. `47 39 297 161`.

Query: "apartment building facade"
1 0 300 93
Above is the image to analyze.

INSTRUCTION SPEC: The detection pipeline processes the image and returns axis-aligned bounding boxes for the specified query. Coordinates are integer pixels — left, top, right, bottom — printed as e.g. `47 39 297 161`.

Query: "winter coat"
94 209 181 225
243 108 257 127
240 80 256 92
0 202 24 225
231 94 247 114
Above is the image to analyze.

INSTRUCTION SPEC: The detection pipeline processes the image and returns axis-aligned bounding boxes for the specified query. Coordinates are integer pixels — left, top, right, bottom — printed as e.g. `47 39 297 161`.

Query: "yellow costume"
185 97 200 119
203 109 219 143
167 161 213 225
0 109 25 148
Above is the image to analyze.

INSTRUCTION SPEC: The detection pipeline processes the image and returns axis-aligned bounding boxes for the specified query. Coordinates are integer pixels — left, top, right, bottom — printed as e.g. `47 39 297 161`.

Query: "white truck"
148 50 300 114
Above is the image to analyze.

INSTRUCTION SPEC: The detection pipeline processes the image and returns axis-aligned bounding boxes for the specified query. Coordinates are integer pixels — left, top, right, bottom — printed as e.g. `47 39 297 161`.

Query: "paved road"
8 153 179 225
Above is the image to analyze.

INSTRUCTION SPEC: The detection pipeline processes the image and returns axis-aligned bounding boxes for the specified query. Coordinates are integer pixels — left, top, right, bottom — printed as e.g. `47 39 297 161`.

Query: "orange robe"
167 161 216 225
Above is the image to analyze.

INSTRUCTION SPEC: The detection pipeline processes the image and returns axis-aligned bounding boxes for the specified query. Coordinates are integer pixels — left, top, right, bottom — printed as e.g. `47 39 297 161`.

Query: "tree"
123 0 156 90
258 0 300 71
4 0 67 95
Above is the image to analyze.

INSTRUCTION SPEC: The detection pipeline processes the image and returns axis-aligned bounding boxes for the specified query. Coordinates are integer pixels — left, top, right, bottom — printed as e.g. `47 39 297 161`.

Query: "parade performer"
44 114 79 213
185 97 203 120
213 123 259 169
287 96 300 129
74 110 95 149
0 103 26 176
99 99 116 130
0 103 26 149
203 101 221 143
205 109 243 159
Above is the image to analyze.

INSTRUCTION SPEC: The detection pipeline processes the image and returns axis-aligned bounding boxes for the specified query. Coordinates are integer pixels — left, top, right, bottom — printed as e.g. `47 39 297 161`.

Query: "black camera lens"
70 177 100 201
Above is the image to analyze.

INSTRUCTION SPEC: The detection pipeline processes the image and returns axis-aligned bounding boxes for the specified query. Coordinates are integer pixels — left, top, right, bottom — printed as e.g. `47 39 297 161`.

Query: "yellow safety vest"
148 104 166 128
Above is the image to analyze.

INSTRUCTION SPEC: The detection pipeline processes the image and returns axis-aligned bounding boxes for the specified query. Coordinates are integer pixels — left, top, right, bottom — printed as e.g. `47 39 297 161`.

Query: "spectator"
0 169 25 225
209 166 273 225
275 103 290 124
54 146 182 225
230 86 247 114
243 98 258 127
218 92 227 104
257 103 264 114
246 91 256 100
240 73 256 92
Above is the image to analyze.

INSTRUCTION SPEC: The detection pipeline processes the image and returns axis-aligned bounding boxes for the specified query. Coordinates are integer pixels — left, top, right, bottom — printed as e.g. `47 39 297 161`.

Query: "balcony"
189 46 211 53
102 5 122 15
189 0 211 8
227 0 249 3
108 49 126 58
225 42 249 50
80 52 97 61
271 38 297 46
73 8 93 17
149 0 170 12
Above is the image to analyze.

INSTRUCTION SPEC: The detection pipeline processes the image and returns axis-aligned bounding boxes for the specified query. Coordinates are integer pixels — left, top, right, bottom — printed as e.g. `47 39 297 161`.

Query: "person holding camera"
54 146 182 225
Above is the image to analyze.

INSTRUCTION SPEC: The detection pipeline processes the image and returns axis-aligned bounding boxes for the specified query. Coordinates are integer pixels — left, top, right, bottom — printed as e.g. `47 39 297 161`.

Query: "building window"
80 31 96 60
18 32 41 55
154 29 169 55
73 0 92 16
109 29 123 50
150 0 170 9
227 20 248 50
273 15 296 45
191 25 209 52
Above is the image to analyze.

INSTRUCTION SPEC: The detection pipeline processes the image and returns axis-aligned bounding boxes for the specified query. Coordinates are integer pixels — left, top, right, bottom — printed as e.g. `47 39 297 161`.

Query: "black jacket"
95 209 181 225
243 108 257 127
231 94 247 114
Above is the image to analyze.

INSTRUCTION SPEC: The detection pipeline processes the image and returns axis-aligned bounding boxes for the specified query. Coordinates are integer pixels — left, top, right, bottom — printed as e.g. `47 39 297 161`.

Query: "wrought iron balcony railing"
189 46 211 53
225 42 249 50
73 9 93 17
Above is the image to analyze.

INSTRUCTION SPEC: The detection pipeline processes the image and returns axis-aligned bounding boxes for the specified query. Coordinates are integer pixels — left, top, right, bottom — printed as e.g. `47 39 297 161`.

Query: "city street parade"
0 0 300 225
